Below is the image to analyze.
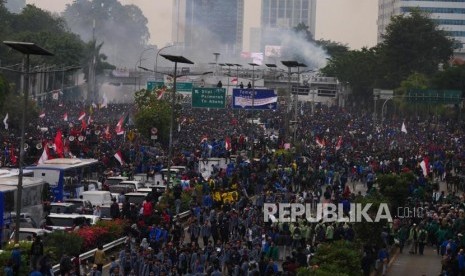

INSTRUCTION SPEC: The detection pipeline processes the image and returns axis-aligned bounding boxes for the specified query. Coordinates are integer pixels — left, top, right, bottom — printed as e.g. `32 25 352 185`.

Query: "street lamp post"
155 45 175 80
160 54 194 188
294 63 307 144
281 61 299 143
3 41 53 243
137 48 154 90
248 63 259 113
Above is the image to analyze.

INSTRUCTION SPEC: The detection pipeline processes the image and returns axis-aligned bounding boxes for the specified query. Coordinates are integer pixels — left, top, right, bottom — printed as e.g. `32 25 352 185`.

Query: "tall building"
5 0 25 13
257 0 317 57
261 0 316 35
172 0 244 55
378 0 465 57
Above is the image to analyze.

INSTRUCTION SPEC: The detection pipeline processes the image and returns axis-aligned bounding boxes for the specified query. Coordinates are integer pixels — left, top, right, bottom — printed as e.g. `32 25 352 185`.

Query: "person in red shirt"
142 198 153 218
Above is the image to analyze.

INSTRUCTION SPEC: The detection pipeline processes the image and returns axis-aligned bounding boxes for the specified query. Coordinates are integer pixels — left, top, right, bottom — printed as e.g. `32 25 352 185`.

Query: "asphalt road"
388 245 442 276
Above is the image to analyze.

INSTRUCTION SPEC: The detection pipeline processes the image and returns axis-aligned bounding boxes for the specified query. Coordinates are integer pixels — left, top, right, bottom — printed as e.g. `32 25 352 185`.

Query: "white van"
81 191 114 207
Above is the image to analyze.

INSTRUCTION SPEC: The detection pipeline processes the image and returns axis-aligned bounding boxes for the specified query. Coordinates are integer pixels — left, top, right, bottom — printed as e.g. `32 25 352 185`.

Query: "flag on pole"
157 87 166 100
114 151 124 166
3 113 8 130
100 93 108 108
335 136 343 151
78 111 86 121
316 137 326 148
54 130 64 158
81 119 87 132
39 112 45 119
63 113 68 122
225 136 231 151
115 114 128 135
37 146 49 164
401 122 407 134
420 156 430 177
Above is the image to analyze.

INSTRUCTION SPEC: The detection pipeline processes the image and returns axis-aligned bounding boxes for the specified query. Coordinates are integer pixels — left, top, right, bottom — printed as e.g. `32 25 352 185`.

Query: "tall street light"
3 41 53 243
294 62 307 144
155 44 175 80
160 54 194 188
137 48 155 90
281 61 299 143
234 64 242 87
248 63 259 113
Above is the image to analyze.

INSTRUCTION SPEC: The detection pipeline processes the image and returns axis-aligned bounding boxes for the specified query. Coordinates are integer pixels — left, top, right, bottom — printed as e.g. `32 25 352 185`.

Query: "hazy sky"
26 0 378 50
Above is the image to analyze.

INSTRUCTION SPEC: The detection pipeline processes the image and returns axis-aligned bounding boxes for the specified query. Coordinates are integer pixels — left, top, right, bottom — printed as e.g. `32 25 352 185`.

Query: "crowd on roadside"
2 95 465 275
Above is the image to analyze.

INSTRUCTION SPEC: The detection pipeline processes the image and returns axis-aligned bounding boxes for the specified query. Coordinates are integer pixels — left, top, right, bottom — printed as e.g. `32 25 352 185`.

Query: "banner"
232 88 277 110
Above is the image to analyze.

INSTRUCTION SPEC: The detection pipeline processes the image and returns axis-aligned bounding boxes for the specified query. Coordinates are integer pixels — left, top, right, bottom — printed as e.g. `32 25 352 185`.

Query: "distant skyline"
26 0 378 50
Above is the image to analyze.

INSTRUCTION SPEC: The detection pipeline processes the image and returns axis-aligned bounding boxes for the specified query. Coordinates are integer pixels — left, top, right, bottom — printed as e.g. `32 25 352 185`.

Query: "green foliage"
43 231 83 261
309 240 362 276
134 89 172 144
0 74 10 111
1 93 39 133
316 40 349 58
352 192 389 246
293 22 314 42
432 64 465 92
62 0 150 66
321 47 380 103
0 243 31 275
378 8 454 88
377 173 412 210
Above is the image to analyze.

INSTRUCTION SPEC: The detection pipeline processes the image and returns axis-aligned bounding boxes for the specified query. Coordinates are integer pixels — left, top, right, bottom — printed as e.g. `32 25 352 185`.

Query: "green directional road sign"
407 89 462 104
147 81 193 93
192 88 226 108
147 81 164 91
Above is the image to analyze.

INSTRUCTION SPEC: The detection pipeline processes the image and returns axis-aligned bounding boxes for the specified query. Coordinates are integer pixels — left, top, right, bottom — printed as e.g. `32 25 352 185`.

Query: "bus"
26 158 100 202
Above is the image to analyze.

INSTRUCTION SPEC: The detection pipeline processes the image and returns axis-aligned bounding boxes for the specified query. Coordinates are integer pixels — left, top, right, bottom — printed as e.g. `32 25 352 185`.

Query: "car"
81 179 102 191
124 192 150 206
118 181 145 191
109 184 136 199
103 176 128 190
48 202 78 214
64 199 94 214
9 228 51 243
4 213 38 229
81 191 114 207
44 214 93 231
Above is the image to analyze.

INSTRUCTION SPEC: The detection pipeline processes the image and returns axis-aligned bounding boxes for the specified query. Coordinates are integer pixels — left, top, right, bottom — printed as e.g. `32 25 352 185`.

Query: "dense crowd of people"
2 94 465 275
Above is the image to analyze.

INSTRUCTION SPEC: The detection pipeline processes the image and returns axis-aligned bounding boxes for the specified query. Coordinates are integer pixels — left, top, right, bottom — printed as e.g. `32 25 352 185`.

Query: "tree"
432 64 465 93
293 22 314 42
378 8 454 88
321 47 380 104
316 39 349 58
62 0 150 66
377 173 413 211
134 88 173 144
307 240 362 276
0 74 10 111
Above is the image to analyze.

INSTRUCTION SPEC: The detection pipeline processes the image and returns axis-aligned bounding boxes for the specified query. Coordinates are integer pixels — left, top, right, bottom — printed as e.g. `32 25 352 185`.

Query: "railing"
51 210 191 274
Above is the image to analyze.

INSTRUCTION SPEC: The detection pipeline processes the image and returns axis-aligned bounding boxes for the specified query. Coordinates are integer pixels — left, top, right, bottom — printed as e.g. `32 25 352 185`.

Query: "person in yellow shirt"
93 245 106 272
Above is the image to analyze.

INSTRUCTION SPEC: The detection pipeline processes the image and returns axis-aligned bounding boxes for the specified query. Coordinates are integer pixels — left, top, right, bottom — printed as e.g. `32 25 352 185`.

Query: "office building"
172 0 244 55
378 0 465 56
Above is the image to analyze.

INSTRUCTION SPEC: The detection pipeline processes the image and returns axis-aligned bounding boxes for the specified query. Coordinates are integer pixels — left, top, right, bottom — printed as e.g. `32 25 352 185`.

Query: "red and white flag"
115 116 125 135
78 111 86 121
225 137 231 151
81 119 87 132
335 136 343 151
231 77 238 84
157 87 166 100
63 113 68 122
37 145 49 164
114 151 124 166
39 112 45 119
54 130 64 158
420 156 430 177
316 137 326 148
201 135 208 143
